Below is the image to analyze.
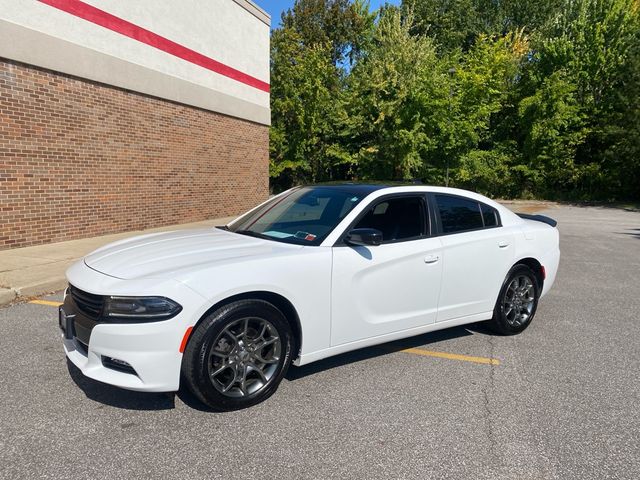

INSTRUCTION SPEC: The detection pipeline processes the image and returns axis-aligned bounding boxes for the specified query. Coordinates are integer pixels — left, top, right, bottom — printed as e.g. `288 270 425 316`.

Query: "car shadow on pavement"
286 322 493 382
616 228 640 239
175 384 219 412
66 359 176 411
564 201 640 213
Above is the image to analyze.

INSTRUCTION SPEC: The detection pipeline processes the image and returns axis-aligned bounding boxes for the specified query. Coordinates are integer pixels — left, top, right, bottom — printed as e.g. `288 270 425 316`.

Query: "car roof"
300 182 423 196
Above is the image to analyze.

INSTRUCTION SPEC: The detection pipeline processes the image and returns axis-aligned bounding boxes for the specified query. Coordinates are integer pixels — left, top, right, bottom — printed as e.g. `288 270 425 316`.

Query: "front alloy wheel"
208 317 282 398
182 299 293 411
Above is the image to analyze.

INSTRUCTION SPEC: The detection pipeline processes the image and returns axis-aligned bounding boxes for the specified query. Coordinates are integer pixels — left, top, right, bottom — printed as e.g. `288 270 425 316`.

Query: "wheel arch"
186 291 303 361
514 257 544 293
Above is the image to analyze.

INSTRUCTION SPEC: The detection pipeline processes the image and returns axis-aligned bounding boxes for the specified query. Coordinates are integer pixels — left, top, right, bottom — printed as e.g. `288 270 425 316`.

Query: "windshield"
225 187 366 246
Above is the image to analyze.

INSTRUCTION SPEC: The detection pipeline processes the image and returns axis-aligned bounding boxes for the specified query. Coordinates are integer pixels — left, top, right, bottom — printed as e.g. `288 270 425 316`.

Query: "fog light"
108 357 130 367
102 356 137 375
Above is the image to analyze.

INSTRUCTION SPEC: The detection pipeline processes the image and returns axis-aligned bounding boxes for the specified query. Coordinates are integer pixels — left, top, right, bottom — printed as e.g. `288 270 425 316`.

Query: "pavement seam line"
400 347 501 365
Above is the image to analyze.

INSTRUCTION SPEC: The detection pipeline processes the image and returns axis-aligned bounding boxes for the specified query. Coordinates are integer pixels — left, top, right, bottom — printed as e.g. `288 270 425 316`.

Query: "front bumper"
61 317 186 392
61 261 208 392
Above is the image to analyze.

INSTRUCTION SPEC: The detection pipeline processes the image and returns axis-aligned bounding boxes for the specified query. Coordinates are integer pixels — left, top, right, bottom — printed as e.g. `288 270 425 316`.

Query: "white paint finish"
62 186 560 393
514 220 561 298
436 227 516 321
179 245 334 358
232 0 270 25
84 228 296 280
0 20 270 124
0 0 269 122
331 237 443 345
540 247 560 297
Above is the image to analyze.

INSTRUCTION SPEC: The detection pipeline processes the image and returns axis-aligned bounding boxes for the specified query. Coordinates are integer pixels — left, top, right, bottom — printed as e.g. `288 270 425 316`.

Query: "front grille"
69 284 104 319
75 339 89 356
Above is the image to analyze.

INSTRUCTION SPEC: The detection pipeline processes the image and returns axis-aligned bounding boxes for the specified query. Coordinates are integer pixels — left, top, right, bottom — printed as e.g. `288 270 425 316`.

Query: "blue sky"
262 1 401 27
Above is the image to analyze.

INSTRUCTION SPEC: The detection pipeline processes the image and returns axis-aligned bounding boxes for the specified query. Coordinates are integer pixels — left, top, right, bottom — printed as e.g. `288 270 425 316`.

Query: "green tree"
451 31 530 196
270 0 640 201
343 11 527 184
270 28 344 188
270 0 376 190
406 0 562 52
522 0 640 198
281 0 375 66
597 0 640 199
343 8 449 180
518 71 591 195
405 0 480 52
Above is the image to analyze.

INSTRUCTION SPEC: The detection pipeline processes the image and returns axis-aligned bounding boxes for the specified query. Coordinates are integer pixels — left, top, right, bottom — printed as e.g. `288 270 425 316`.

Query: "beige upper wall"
0 0 271 125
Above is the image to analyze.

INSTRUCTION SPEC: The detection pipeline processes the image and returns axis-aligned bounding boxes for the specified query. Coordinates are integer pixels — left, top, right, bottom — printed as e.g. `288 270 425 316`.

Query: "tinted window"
481 203 499 227
227 187 365 245
269 196 330 222
436 195 484 233
355 196 426 243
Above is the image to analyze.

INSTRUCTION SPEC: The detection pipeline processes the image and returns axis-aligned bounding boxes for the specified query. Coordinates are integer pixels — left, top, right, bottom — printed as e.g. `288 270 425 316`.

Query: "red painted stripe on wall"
37 0 270 93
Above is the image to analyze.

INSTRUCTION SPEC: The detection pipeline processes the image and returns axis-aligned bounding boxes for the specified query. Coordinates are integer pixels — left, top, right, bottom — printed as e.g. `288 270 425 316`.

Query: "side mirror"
345 228 383 247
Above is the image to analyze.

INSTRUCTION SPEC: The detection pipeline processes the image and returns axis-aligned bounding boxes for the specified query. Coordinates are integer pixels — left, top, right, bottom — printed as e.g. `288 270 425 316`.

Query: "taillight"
541 265 546 280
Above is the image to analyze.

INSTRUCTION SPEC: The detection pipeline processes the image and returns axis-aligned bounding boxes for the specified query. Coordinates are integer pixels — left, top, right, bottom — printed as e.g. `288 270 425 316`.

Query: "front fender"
180 247 333 359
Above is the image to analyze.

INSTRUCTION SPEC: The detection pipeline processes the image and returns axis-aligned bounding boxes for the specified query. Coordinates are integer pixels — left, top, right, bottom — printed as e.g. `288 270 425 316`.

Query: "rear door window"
481 203 499 228
435 194 501 234
435 195 484 234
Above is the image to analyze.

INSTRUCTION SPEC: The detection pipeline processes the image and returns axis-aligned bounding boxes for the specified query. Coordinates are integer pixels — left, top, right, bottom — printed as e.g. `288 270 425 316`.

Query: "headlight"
104 296 182 321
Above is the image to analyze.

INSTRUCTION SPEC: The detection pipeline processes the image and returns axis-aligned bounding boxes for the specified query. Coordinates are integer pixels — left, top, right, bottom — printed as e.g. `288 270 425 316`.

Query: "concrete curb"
0 262 74 307
15 279 69 299
0 288 17 306
0 282 68 308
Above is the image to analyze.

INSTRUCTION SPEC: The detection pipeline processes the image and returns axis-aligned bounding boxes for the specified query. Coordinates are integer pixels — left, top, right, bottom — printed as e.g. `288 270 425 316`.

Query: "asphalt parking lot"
1 205 639 480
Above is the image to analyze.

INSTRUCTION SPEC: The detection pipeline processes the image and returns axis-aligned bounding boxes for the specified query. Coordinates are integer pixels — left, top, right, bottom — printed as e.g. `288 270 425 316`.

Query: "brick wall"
0 59 269 250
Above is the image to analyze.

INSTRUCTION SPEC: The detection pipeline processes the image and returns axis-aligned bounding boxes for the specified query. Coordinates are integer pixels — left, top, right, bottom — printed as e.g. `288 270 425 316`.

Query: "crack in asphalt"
510 335 533 386
482 334 500 471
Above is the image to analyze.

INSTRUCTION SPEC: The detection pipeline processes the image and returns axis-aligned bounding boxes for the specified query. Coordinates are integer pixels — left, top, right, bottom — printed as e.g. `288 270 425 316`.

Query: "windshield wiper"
233 229 273 241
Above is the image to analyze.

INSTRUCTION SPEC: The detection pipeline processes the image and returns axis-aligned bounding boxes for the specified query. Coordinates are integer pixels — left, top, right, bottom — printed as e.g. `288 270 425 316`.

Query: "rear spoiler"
517 213 558 228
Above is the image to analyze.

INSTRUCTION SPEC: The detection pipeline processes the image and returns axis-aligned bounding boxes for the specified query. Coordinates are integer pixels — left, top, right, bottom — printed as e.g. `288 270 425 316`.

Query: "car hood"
84 228 300 280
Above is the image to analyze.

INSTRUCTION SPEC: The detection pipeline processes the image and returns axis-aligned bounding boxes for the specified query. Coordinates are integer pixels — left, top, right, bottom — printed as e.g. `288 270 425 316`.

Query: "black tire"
182 299 293 411
487 264 540 335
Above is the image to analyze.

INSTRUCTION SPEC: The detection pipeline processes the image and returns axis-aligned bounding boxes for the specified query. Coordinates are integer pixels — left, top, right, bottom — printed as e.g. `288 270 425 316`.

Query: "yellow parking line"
29 300 62 307
400 347 500 365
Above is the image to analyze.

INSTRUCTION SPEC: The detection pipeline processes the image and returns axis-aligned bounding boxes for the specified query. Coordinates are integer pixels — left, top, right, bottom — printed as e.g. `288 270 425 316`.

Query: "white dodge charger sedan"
60 184 560 410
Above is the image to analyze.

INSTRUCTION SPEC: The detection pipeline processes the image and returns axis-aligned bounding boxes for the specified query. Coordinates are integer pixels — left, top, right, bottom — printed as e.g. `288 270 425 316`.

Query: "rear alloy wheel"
182 300 293 411
488 264 540 335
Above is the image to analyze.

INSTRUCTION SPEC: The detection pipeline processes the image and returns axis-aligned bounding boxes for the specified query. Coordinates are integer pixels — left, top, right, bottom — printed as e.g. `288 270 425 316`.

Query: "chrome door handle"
498 241 510 248
424 255 440 264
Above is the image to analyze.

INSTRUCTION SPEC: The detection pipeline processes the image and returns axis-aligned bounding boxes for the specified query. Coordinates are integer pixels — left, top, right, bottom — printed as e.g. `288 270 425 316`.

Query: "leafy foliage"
270 0 640 200
343 9 447 180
